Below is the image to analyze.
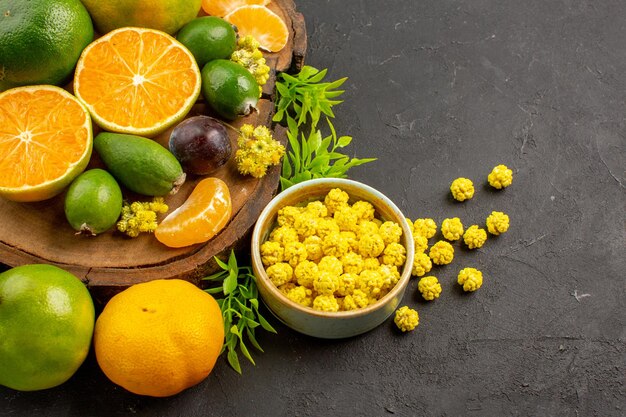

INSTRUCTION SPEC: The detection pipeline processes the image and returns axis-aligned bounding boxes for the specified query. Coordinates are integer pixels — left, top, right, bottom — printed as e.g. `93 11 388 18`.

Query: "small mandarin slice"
224 5 289 52
202 0 270 17
155 177 232 248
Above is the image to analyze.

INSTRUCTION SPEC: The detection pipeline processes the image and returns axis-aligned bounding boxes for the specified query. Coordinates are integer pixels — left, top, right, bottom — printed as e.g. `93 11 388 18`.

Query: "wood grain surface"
0 0 306 304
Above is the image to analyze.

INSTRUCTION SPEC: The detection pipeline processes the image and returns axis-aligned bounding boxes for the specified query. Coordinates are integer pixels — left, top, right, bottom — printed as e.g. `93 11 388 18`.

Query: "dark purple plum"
169 116 232 175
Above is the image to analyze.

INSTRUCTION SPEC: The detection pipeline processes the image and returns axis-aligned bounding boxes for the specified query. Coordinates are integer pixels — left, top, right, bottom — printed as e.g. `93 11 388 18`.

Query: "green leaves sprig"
203 251 276 374
280 117 376 190
275 65 376 190
273 66 347 129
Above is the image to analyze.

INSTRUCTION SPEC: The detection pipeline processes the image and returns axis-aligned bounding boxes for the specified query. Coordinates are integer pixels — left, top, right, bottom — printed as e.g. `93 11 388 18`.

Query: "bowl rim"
251 177 415 320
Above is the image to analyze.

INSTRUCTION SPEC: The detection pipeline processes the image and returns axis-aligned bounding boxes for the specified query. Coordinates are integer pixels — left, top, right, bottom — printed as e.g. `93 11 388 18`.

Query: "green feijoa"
201 59 259 120
94 132 186 196
176 16 237 68
64 169 123 235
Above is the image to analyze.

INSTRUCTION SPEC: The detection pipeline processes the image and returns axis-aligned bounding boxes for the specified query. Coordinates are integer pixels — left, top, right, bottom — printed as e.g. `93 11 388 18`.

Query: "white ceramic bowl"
251 178 414 339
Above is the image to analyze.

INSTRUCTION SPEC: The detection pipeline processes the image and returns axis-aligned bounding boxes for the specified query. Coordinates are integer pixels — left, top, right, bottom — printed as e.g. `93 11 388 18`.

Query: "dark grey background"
2 0 625 416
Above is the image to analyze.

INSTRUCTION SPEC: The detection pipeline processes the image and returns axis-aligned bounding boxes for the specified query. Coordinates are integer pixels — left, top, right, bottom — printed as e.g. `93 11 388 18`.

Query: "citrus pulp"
202 0 270 18
0 0 94 91
224 5 289 52
202 0 270 17
0 264 95 391
0 85 93 202
73 27 201 137
94 279 224 397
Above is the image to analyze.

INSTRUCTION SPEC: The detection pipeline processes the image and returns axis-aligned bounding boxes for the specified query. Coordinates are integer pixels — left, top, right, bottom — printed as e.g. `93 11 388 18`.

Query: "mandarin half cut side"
0 85 92 202
73 27 201 137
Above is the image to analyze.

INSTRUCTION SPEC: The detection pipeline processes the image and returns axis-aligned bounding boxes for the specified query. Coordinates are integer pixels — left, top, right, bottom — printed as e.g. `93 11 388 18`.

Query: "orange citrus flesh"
0 85 92 202
73 27 201 137
224 5 289 52
94 279 224 397
155 177 232 248
202 0 270 17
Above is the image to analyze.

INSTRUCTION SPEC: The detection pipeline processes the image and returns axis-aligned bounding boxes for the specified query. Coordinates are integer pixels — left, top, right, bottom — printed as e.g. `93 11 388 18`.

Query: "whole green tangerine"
201 59 260 120
176 16 237 68
0 0 94 91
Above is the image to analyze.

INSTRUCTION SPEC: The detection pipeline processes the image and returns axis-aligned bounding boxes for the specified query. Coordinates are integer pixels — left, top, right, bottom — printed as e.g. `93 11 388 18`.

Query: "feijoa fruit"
64 169 123 235
200 59 259 120
94 132 186 196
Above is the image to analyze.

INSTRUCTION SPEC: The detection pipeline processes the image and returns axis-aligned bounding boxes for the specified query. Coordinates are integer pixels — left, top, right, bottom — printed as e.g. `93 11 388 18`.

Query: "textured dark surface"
2 0 625 416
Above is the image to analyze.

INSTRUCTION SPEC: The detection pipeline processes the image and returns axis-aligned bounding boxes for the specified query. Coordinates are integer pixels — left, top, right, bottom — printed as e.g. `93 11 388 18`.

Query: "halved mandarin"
155 177 232 248
224 5 289 52
73 27 201 137
202 0 270 18
0 85 92 202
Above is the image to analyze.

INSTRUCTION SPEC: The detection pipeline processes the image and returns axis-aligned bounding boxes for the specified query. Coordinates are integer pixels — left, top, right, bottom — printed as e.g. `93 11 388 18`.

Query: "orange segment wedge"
73 27 201 137
0 85 92 202
155 177 232 248
224 5 289 52
202 0 270 17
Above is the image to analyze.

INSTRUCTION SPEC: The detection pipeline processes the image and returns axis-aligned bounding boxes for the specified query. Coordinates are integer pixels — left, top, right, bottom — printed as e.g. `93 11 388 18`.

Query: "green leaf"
235 298 252 314
309 154 331 172
319 136 332 153
223 270 237 295
275 82 291 98
204 286 224 294
280 72 300 83
227 348 242 374
291 171 312 185
272 112 282 123
298 65 320 80
215 256 229 271
239 340 256 365
326 77 348 89
242 316 260 328
288 150 300 175
208 252 278 374
281 151 292 178
306 68 328 83
301 131 311 166
258 313 277 333
273 68 376 197
337 135 352 148
318 103 336 119
246 327 264 352
348 157 378 166
226 332 237 349
203 270 226 282
310 107 323 128
323 90 345 98
227 250 238 270
280 177 293 191
239 284 253 299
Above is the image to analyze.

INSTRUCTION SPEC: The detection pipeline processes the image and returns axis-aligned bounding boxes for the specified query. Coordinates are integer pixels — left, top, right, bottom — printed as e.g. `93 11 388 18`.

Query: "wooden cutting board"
0 0 306 305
